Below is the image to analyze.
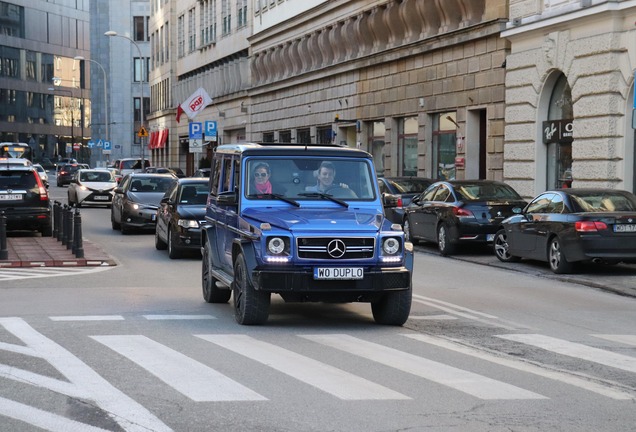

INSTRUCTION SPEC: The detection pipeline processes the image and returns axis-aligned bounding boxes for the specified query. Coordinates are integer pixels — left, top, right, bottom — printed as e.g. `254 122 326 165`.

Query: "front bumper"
121 208 157 229
253 266 411 293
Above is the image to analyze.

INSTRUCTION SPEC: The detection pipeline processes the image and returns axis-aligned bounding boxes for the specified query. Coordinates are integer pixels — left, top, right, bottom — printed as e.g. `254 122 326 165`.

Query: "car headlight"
382 237 401 255
267 236 289 255
79 185 88 191
178 219 199 228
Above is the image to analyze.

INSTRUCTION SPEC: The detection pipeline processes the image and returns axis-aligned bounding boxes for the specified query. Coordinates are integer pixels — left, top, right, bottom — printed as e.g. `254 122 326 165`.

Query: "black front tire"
371 286 412 326
202 244 231 303
233 253 270 325
167 226 182 259
493 229 521 263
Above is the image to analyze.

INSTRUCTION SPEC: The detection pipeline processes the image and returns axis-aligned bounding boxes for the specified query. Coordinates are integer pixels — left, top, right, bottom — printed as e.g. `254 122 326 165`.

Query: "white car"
32 163 49 187
67 168 117 208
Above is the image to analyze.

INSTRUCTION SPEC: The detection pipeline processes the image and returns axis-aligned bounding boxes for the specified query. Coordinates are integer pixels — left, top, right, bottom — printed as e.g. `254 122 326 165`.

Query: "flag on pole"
176 104 185 123
178 87 213 121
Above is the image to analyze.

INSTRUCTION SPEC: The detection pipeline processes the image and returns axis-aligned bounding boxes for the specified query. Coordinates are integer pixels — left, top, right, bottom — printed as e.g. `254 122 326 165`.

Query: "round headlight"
267 237 285 255
383 237 400 255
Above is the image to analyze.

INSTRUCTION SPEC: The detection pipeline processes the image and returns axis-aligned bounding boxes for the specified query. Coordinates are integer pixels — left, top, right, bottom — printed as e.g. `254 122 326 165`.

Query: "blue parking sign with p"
189 122 203 139
205 121 217 137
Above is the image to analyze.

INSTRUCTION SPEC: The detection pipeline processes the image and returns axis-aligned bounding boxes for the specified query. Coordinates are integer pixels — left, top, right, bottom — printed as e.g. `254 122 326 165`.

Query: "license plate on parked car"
314 267 363 280
0 194 22 201
614 224 636 232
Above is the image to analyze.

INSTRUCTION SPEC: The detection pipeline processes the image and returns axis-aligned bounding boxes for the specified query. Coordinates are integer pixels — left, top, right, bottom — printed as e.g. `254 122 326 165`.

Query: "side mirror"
217 190 238 206
114 187 123 194
160 196 172 205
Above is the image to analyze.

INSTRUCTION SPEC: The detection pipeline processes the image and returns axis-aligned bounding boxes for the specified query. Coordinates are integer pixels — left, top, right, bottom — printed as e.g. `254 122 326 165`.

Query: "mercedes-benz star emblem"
327 239 346 258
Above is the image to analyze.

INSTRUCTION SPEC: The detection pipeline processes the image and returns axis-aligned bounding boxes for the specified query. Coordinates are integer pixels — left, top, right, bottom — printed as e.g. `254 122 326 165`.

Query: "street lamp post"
105 30 146 163
48 86 75 159
74 56 109 166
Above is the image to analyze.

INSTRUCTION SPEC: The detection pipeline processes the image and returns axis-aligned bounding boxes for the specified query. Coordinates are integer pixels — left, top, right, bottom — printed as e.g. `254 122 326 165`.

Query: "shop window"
398 117 418 176
279 130 291 143
545 74 573 188
316 126 332 144
432 113 457 180
297 128 310 144
262 132 274 143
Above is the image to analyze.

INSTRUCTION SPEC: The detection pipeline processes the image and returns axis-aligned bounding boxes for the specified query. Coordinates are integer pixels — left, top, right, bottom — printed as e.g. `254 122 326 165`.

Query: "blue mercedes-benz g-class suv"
201 143 413 325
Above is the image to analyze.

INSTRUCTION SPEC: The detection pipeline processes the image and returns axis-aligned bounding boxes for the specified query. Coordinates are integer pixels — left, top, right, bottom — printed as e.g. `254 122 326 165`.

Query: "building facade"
504 0 636 196
0 0 89 163
89 0 150 166
147 0 509 180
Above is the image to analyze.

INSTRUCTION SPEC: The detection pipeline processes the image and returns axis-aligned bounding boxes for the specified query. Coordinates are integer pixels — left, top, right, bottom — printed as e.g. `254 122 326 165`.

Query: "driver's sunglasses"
254 172 268 178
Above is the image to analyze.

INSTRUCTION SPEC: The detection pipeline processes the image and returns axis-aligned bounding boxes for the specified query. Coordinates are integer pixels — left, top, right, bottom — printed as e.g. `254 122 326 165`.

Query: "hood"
127 191 165 206
83 181 116 192
178 205 207 219
242 207 383 232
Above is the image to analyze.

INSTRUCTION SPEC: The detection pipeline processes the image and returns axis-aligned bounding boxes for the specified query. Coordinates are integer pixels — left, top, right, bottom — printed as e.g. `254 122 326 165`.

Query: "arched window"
545 74 573 189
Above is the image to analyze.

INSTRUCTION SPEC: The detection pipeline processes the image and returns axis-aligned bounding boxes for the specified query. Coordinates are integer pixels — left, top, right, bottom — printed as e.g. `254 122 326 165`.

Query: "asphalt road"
0 181 635 431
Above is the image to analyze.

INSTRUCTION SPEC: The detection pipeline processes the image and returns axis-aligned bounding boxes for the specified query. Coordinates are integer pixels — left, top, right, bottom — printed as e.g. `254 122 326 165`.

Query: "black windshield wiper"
298 192 349 208
247 193 300 207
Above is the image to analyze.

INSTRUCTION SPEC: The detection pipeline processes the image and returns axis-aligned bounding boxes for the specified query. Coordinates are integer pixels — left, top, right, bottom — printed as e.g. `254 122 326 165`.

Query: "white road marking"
405 333 633 400
92 335 265 402
0 317 172 432
412 294 531 330
143 314 216 320
50 315 125 321
303 334 546 400
0 266 113 281
498 334 636 374
197 334 409 400
409 314 458 320
0 396 111 432
593 334 636 347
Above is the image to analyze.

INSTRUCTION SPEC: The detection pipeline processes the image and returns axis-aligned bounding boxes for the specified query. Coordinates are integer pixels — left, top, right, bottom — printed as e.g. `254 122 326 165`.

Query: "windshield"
244 157 376 201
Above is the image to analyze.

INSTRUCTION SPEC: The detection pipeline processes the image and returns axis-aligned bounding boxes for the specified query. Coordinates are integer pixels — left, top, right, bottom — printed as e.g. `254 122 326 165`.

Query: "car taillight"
33 172 48 201
453 206 473 217
575 221 607 232
396 197 403 207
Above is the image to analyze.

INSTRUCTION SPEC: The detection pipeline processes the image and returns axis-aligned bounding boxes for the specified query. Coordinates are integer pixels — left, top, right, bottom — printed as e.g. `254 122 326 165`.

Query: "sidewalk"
0 235 117 268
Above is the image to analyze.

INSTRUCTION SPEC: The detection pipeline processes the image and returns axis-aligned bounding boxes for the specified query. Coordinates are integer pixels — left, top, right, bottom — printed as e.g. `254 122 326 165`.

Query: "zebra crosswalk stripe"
302 334 547 400
593 334 636 347
196 334 410 400
92 335 266 402
497 334 636 374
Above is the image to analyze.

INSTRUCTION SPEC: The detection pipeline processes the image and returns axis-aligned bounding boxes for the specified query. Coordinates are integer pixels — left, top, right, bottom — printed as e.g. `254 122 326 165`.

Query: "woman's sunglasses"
254 172 268 178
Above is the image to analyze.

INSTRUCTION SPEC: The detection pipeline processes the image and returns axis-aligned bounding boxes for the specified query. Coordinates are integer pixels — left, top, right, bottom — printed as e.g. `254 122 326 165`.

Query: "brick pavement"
0 235 116 268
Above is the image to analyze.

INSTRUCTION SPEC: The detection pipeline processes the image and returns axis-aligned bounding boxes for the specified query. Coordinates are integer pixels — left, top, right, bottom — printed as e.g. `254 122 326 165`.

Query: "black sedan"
155 178 209 258
403 180 527 255
493 188 636 273
110 173 177 234
378 176 435 223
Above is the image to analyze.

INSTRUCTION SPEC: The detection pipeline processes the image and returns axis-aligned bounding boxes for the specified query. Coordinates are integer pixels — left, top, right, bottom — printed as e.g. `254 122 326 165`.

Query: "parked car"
32 163 49 188
110 172 177 234
378 176 435 223
116 158 150 176
201 143 413 326
155 178 209 258
67 168 117 208
56 163 89 186
493 188 636 274
0 163 51 236
403 180 527 255
192 168 211 178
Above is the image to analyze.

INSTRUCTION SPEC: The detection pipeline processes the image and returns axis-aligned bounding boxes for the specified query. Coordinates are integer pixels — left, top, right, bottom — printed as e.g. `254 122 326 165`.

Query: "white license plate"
614 224 636 232
93 195 109 200
0 194 22 200
314 267 363 280
486 234 495 242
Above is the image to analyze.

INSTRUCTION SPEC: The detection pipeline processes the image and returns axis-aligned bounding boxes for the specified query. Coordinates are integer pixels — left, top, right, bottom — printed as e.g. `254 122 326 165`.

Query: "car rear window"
0 171 38 190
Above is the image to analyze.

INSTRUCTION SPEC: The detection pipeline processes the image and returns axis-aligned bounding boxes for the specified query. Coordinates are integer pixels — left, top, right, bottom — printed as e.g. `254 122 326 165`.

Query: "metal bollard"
66 205 74 250
61 205 68 246
53 201 60 240
73 207 84 258
0 211 7 260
